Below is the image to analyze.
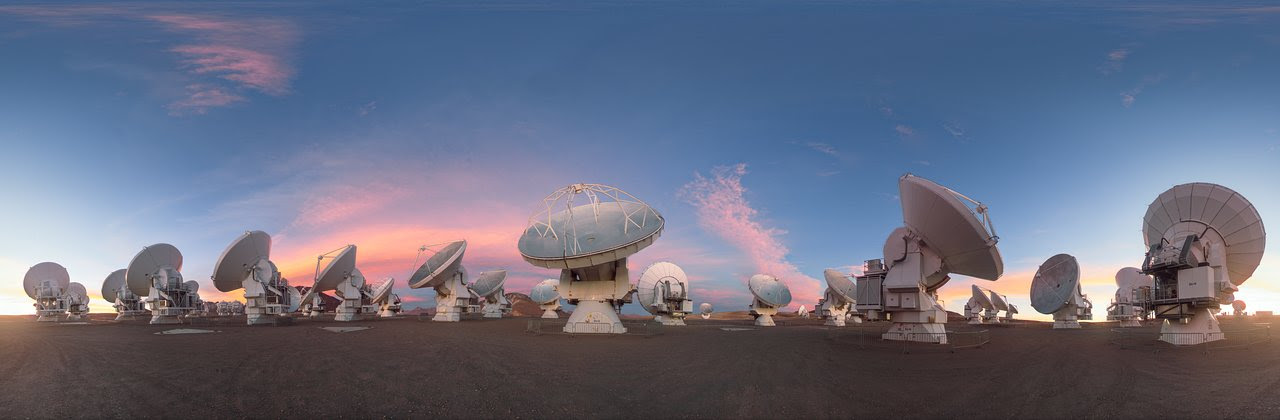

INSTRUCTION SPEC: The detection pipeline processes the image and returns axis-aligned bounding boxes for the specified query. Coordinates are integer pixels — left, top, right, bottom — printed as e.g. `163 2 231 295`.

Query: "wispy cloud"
894 124 915 137
941 121 968 142
805 142 838 157
1098 48 1130 75
0 6 299 115
1121 74 1165 108
149 14 298 111
678 164 823 308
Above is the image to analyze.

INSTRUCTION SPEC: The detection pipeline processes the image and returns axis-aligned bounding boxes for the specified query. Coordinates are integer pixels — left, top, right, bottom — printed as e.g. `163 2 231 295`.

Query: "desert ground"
1 313 1277 419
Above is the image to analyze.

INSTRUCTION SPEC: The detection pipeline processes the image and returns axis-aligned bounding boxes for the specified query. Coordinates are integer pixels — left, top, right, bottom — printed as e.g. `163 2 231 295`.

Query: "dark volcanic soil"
1 315 1278 418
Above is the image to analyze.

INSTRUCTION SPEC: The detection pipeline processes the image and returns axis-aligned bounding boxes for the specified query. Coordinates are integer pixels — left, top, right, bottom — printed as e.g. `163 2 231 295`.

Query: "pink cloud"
895 124 915 137
166 84 244 115
170 45 292 95
679 164 823 309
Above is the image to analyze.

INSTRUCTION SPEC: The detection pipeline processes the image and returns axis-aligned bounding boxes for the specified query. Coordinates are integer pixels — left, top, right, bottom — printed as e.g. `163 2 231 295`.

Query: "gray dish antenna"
517 183 664 334
896 175 1003 282
24 262 70 299
699 302 713 319
748 274 791 327
531 278 562 319
370 277 396 303
637 262 693 325
1030 254 1080 314
126 243 183 297
1030 253 1092 328
101 269 126 303
313 245 356 292
212 230 271 293
517 183 663 270
823 269 856 302
408 240 466 289
530 279 560 304
469 270 508 298
749 274 792 307
1143 183 1265 286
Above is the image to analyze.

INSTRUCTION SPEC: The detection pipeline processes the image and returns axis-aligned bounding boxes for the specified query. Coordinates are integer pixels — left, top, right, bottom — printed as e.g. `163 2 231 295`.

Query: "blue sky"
2 1 1278 319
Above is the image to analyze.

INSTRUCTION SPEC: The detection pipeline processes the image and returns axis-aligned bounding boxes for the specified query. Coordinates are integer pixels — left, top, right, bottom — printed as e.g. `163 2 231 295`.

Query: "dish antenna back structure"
1106 267 1151 327
24 262 71 322
1030 254 1093 329
64 282 91 321
1232 300 1247 317
530 279 562 319
468 270 511 318
854 174 1004 343
408 240 488 322
637 262 693 326
102 269 147 321
1136 183 1265 345
818 269 860 326
965 285 997 325
127 244 201 325
699 302 713 319
518 183 664 334
988 289 1018 321
748 274 792 326
212 231 302 325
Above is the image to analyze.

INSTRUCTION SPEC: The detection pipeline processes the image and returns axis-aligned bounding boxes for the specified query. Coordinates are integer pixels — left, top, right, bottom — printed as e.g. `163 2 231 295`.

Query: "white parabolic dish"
211 230 272 293
822 269 856 301
24 262 70 299
68 282 88 299
970 284 994 308
126 243 183 296
1114 267 1152 290
469 270 509 298
370 278 395 303
530 279 560 304
314 245 356 292
989 290 1010 312
637 262 688 315
407 240 466 289
749 274 792 307
1142 182 1266 285
517 184 664 269
1030 254 1080 314
101 269 127 302
899 175 1003 280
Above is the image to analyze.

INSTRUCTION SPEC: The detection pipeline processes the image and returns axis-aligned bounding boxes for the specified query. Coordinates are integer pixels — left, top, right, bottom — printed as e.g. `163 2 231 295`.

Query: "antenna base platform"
882 322 948 344
564 300 626 333
654 315 687 326
1159 309 1223 345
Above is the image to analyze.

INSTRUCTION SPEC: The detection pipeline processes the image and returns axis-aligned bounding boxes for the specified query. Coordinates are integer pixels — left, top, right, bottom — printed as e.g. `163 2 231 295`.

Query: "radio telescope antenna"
64 282 91 321
797 305 809 319
699 302 714 319
408 240 482 322
637 262 693 326
300 245 366 321
530 279 562 318
987 289 1017 322
1232 300 1246 317
517 183 664 334
854 174 1004 343
1105 267 1150 327
24 262 71 322
748 274 792 327
126 244 200 325
965 285 996 325
102 269 147 321
1030 254 1093 329
468 270 511 318
211 231 300 325
818 269 860 326
1136 183 1265 345
367 277 402 318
